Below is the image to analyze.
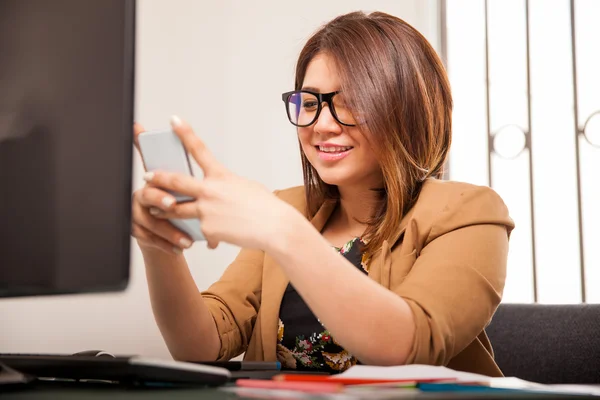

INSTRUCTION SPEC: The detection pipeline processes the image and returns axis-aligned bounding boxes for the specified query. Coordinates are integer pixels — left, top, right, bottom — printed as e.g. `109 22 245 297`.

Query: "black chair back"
486 303 600 384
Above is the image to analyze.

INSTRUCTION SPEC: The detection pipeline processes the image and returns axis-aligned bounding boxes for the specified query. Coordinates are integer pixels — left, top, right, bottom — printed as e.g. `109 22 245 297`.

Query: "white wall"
0 0 439 357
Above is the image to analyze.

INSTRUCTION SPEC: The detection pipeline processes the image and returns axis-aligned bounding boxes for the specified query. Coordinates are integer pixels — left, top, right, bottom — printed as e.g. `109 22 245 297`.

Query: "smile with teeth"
317 145 353 153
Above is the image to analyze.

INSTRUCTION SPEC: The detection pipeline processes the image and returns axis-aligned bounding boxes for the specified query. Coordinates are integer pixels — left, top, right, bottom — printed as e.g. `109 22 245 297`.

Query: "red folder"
273 374 455 386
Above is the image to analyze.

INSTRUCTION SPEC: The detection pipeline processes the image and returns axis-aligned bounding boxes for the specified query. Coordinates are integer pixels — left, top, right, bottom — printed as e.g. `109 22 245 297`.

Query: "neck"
334 184 380 236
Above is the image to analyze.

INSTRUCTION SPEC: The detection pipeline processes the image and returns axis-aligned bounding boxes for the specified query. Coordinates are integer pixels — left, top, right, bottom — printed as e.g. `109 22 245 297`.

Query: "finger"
143 170 204 198
132 222 184 255
132 193 194 249
136 186 177 211
146 199 211 248
133 123 149 171
170 115 225 177
148 201 201 220
137 214 194 250
133 122 146 153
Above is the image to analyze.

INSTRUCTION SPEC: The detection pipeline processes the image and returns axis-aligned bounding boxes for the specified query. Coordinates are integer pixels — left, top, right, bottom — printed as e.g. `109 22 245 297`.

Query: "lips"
317 145 353 153
315 145 353 161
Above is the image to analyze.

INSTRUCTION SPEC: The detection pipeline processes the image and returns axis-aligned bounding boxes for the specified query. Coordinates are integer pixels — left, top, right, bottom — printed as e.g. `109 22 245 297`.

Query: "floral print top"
276 236 369 373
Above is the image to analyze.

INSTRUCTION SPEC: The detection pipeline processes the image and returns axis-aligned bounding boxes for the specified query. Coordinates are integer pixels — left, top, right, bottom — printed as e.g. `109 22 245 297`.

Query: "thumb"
207 239 220 250
170 115 225 177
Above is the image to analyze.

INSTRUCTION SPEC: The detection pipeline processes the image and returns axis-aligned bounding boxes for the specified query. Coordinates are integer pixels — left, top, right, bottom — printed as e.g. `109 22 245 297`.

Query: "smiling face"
297 53 383 191
293 11 452 255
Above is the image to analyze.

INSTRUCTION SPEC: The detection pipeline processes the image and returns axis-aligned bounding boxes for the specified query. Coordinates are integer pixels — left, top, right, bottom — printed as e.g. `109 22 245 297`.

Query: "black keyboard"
0 353 230 386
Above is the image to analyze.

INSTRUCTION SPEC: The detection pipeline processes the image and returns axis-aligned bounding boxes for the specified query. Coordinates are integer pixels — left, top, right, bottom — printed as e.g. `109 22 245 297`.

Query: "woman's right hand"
131 123 193 255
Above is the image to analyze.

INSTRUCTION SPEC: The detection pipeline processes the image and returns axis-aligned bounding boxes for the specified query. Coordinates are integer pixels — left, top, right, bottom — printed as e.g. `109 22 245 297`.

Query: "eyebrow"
300 86 342 94
300 86 321 92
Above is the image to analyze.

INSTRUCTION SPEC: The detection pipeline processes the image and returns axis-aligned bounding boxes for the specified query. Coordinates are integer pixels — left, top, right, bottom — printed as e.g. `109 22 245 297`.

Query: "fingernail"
179 237 192 248
172 247 183 255
162 197 175 208
143 171 154 182
149 207 161 216
170 115 183 127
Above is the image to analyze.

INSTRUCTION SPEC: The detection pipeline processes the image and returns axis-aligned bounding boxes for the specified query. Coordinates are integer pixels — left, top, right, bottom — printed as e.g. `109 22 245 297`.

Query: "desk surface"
2 382 597 400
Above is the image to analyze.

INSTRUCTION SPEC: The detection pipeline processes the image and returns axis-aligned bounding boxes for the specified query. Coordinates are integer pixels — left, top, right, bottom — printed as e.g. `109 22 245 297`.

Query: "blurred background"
0 0 597 358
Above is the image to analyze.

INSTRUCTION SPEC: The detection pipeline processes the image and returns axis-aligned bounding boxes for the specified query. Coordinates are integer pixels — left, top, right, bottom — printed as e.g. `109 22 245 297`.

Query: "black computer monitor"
0 0 135 297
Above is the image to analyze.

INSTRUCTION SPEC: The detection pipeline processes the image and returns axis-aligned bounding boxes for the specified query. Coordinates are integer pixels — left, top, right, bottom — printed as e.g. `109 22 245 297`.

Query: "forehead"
302 53 341 93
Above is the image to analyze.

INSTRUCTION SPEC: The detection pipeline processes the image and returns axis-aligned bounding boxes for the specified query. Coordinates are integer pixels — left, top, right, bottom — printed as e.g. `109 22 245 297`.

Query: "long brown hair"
295 11 452 256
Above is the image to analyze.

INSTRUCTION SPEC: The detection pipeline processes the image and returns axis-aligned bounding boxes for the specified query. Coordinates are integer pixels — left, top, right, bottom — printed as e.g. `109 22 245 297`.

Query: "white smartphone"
137 129 205 241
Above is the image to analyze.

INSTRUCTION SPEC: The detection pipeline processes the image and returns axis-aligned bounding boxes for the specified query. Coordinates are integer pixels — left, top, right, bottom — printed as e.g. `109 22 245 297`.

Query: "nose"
313 104 342 135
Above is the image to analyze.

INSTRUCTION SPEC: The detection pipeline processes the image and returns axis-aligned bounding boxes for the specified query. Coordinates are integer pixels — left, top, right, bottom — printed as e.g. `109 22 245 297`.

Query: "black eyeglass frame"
281 90 357 127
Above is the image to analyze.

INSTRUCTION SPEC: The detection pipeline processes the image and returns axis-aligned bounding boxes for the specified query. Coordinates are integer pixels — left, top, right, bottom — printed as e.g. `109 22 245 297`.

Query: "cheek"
360 151 381 171
356 140 381 173
352 132 377 163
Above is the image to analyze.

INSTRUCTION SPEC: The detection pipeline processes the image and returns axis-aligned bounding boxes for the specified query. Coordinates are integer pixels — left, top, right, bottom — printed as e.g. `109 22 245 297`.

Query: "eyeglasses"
281 90 360 127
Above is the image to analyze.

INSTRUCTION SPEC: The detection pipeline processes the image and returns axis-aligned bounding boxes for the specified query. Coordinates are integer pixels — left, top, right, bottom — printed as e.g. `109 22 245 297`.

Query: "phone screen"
138 129 195 203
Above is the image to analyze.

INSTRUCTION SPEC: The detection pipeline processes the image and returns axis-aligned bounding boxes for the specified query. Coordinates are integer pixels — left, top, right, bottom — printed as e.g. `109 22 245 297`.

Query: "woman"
131 11 514 376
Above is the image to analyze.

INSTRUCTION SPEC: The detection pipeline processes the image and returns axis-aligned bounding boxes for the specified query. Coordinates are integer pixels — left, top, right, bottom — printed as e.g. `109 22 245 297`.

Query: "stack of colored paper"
228 365 600 398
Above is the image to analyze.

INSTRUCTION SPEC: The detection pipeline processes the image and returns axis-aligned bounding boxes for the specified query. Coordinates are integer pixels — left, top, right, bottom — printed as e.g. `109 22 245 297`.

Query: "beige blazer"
201 179 514 377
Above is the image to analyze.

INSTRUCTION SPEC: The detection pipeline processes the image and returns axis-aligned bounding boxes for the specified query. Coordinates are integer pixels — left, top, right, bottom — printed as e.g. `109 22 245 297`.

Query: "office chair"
486 303 600 384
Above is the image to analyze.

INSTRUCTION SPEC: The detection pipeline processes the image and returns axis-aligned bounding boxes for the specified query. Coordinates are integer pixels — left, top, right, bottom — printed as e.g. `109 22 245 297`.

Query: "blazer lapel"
260 199 337 360
259 183 426 359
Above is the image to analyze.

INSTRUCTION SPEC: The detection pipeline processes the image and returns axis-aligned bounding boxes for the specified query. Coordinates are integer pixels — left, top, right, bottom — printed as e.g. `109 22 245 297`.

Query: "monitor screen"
0 0 135 297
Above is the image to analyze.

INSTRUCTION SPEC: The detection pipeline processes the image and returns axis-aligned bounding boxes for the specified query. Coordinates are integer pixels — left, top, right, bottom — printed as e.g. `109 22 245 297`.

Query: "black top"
276 237 368 373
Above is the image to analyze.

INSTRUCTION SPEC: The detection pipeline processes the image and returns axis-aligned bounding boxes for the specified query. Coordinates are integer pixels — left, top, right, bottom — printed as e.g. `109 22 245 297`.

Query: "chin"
315 167 384 191
315 170 356 188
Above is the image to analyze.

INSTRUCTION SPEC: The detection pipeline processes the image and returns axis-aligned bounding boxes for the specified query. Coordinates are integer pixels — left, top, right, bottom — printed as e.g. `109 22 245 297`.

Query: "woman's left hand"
143 116 297 250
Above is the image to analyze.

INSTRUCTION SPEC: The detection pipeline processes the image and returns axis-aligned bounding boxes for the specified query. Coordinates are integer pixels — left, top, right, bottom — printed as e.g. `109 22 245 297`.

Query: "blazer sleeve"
199 188 304 361
394 185 514 365
200 247 264 361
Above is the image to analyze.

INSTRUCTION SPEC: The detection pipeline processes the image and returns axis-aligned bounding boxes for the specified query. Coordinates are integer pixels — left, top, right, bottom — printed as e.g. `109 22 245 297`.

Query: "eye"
333 94 350 110
303 101 318 110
